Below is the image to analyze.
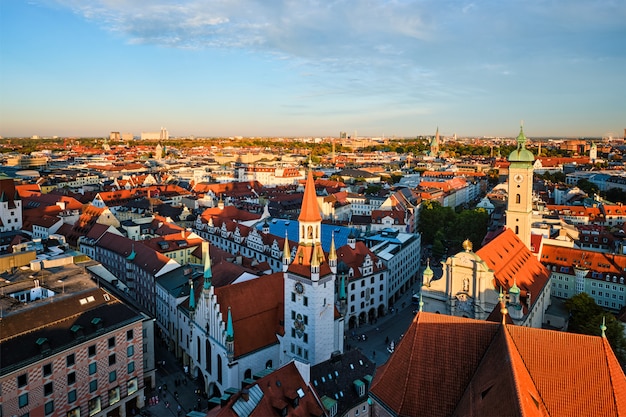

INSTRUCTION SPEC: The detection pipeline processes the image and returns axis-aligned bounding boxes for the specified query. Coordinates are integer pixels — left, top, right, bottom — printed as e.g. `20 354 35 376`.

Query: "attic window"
481 386 493 399
297 388 305 398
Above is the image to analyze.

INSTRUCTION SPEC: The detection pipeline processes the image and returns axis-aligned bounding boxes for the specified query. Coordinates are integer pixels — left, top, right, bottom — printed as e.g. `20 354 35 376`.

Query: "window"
127 345 134 357
127 329 134 341
88 344 96 357
89 379 98 393
89 362 97 375
108 353 117 366
17 373 27 387
303 296 308 306
44 382 53 396
109 387 121 405
68 371 76 385
128 361 135 373
108 337 116 348
127 377 138 395
109 370 117 383
44 400 54 415
67 353 75 367
19 393 28 408
68 389 77 403
88 396 102 416
43 363 52 377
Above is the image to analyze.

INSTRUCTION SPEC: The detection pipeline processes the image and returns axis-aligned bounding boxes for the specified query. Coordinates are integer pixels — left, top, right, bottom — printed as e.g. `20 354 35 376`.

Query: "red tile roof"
476 228 550 312
298 170 322 223
370 312 626 417
215 272 284 358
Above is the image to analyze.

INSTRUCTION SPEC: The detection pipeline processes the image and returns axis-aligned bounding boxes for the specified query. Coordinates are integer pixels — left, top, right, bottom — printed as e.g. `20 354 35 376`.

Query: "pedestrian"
385 336 389 345
158 385 162 394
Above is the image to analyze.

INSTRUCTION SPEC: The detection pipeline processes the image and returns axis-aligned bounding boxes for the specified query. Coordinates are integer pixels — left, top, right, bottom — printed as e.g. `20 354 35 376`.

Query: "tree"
418 201 455 246
451 208 489 251
603 187 626 204
577 179 599 196
565 293 626 365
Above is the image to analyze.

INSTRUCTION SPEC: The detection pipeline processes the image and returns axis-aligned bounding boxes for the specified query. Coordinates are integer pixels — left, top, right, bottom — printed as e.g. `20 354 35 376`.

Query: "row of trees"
418 201 489 260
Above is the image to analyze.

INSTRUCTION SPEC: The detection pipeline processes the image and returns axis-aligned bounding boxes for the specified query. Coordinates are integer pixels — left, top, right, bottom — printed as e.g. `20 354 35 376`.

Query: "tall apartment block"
0 272 152 417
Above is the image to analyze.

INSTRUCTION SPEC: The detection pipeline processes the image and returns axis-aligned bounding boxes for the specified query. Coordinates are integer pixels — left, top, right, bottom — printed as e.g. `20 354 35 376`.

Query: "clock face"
514 174 524 183
295 282 304 294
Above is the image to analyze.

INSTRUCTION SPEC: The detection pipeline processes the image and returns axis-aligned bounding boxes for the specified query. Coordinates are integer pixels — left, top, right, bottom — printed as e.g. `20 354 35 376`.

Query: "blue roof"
257 219 356 252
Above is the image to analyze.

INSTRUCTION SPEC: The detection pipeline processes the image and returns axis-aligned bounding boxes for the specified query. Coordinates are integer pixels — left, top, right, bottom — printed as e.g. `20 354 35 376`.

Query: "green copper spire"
509 277 520 294
600 316 607 338
226 307 234 341
203 245 212 290
126 244 136 261
419 293 424 312
516 124 527 147
508 124 535 162
189 279 195 310
423 259 434 285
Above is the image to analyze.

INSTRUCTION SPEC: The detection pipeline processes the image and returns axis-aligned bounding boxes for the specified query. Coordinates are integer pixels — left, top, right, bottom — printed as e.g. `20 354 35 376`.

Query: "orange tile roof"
370 312 626 417
298 170 322 223
540 244 626 278
476 228 550 311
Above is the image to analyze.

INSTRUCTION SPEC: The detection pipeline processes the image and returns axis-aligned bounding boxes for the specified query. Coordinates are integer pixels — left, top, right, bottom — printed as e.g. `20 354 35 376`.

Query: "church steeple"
202 241 212 291
283 232 291 272
299 170 322 224
292 169 324 266
226 306 234 362
506 124 534 250
328 232 337 274
189 278 195 311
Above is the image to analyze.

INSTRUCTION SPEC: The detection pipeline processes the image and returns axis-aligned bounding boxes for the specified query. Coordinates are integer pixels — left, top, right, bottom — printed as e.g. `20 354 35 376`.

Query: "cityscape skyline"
1 1 625 139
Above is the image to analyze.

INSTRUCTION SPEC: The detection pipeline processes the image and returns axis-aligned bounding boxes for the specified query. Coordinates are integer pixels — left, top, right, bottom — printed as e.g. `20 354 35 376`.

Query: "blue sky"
1 1 625 138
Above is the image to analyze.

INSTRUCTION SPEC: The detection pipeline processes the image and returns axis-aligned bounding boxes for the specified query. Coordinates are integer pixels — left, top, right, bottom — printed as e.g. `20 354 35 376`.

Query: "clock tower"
506 125 534 250
281 170 341 366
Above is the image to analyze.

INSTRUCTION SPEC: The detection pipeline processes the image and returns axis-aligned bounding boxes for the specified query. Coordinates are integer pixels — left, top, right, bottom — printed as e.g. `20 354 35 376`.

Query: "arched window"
307 226 313 239
197 336 201 362
516 194 521 204
205 340 211 373
217 355 223 384
244 369 252 380
515 226 519 234
266 360 273 369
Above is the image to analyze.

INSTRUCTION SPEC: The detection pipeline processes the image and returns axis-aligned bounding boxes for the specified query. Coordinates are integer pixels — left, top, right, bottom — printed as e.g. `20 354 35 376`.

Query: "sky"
1 1 625 139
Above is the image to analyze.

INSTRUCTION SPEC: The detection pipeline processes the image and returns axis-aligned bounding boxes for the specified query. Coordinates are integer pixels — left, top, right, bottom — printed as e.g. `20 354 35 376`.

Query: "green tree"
418 201 455 245
565 293 626 365
450 208 489 251
577 179 599 196
603 188 626 204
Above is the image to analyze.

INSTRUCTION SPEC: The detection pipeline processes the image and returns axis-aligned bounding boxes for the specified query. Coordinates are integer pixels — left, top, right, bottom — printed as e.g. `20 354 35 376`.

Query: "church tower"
506 125 534 250
282 170 340 365
430 127 440 157
590 142 597 164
